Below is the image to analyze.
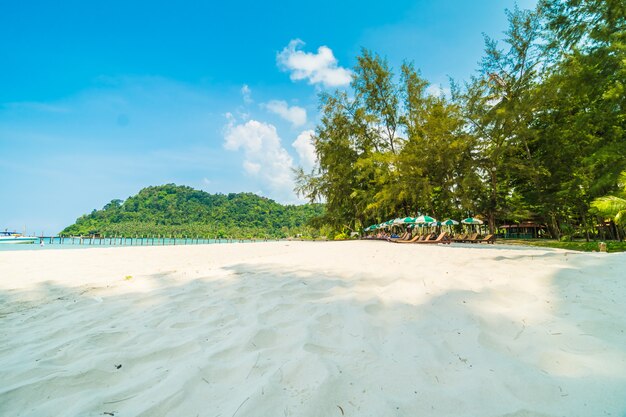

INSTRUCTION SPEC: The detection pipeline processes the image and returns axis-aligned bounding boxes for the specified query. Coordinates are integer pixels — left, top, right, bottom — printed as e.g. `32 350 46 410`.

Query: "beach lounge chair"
388 232 410 242
452 233 466 242
415 232 451 244
464 233 479 243
478 234 496 244
392 234 422 243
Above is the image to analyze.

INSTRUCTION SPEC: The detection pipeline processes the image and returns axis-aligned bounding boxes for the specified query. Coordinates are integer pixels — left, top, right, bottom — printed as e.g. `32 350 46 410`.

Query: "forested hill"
61 184 325 238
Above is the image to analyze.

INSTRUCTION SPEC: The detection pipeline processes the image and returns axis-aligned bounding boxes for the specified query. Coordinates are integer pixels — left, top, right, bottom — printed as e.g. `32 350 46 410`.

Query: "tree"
296 1 626 240
457 6 542 233
592 170 626 227
296 51 405 230
527 0 626 238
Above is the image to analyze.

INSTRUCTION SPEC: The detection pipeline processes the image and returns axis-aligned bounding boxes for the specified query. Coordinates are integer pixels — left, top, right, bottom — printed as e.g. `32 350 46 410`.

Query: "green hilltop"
61 184 325 238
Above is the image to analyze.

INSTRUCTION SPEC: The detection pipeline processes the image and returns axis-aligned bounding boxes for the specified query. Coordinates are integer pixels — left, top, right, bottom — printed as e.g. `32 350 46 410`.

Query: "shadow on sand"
1 250 625 417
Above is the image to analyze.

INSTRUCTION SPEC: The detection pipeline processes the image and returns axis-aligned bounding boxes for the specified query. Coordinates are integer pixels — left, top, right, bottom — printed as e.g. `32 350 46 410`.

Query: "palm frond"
591 196 626 217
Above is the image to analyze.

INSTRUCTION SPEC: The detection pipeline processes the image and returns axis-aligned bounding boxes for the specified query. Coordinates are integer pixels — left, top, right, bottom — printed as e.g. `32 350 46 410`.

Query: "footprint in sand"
316 313 333 325
303 343 334 355
190 305 220 320
85 331 128 347
171 321 196 329
364 302 384 316
249 328 278 349
257 306 300 330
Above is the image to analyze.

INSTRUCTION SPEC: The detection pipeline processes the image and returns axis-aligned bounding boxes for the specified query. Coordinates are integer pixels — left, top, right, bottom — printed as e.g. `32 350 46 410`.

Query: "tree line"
295 0 626 240
61 184 325 239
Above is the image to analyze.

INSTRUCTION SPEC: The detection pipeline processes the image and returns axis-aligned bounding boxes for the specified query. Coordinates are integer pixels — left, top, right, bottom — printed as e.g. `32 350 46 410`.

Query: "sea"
0 237 269 251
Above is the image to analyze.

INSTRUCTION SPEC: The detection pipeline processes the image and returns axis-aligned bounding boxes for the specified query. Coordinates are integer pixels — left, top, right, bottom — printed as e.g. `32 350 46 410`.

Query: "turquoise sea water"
0 237 269 251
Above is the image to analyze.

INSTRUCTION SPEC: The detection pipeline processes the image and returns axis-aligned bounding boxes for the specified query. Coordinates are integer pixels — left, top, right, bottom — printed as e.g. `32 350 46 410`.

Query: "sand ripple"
1 242 626 416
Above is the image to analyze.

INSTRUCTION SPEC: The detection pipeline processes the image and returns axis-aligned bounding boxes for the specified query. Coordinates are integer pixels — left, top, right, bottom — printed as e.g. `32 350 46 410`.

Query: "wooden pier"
37 235 277 247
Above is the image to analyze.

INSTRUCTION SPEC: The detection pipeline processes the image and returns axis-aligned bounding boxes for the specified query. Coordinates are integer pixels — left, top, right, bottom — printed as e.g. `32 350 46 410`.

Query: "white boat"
0 231 38 244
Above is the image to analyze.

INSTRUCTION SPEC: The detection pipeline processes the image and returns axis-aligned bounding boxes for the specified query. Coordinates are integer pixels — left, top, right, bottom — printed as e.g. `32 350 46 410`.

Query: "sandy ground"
1 241 625 417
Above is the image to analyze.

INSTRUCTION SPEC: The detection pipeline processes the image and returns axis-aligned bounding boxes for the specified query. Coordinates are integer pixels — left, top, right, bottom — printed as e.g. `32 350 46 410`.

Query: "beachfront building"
498 222 547 239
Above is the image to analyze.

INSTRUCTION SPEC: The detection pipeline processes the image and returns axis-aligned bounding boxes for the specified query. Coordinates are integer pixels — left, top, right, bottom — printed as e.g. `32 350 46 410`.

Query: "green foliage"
295 0 626 241
61 184 325 238
333 232 350 240
510 239 626 253
591 171 626 225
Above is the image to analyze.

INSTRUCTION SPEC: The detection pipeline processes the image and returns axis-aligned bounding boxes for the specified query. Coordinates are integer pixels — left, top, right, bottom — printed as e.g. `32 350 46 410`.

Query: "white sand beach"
1 241 625 417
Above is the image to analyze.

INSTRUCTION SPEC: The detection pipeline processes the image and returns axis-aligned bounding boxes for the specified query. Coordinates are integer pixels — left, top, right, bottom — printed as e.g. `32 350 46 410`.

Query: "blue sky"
1 0 536 233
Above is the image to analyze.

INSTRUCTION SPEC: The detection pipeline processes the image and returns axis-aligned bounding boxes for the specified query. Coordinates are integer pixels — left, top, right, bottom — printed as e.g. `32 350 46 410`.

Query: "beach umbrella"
415 215 437 224
462 217 484 234
379 220 392 229
461 217 483 225
394 217 416 224
437 219 460 237
428 221 444 236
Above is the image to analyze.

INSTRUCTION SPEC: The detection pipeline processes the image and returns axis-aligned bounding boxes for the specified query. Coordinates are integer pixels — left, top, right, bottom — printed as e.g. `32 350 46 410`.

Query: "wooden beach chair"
452 233 466 242
478 234 496 244
387 232 404 241
393 234 422 243
464 233 479 243
415 232 450 244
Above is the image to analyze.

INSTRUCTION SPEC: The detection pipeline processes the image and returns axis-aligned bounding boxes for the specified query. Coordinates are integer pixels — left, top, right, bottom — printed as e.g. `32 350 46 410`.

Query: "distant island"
61 184 325 239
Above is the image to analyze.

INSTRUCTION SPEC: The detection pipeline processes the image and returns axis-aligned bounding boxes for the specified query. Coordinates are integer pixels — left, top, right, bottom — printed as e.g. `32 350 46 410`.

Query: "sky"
0 0 537 234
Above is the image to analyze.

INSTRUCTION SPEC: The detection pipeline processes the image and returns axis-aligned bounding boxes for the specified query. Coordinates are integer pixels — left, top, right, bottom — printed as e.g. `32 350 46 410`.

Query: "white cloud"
277 39 352 88
241 84 252 104
264 100 307 127
223 120 294 193
292 130 317 171
243 160 261 174
426 84 451 98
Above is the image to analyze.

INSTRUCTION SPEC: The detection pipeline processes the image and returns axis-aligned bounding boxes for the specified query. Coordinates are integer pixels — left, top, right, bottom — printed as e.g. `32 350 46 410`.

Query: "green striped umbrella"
415 215 437 224
441 219 460 226
379 221 392 229
461 217 483 225
394 217 417 224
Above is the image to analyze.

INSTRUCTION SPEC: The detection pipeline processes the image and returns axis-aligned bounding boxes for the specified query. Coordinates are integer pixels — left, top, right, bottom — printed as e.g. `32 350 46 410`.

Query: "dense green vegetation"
505 239 626 253
296 0 626 241
61 184 325 238
592 170 626 230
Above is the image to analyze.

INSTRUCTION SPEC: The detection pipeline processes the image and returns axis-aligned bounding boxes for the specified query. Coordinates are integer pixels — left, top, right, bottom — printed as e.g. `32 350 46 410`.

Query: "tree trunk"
488 213 496 234
402 200 410 217
547 214 561 240
583 214 590 242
